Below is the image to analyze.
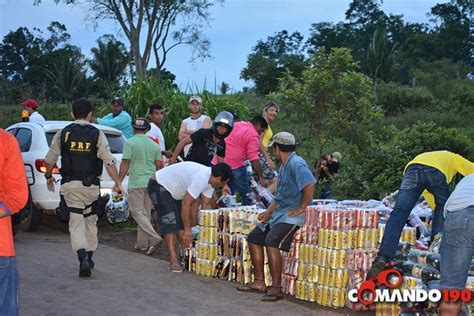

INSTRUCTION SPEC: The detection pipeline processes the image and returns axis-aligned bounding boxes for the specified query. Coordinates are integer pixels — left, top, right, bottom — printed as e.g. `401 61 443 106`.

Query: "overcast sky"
1 0 440 92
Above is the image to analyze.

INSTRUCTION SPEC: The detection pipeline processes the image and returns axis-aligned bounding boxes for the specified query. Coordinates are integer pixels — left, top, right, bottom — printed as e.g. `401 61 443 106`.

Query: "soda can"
307 282 316 302
299 280 306 301
308 244 315 264
343 269 350 288
316 285 322 305
369 229 378 249
305 263 313 281
332 269 342 288
331 287 342 307
298 243 304 261
334 210 342 230
357 229 365 248
316 247 323 266
319 228 327 248
351 230 358 249
340 231 349 249
198 210 205 226
310 265 319 283
295 280 302 299
327 230 334 249
321 286 329 307
209 244 217 260
209 228 217 243
298 261 305 280
333 231 343 249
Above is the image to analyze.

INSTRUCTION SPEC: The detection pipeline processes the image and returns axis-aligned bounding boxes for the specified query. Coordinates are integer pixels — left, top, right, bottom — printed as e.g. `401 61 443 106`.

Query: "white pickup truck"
6 121 128 233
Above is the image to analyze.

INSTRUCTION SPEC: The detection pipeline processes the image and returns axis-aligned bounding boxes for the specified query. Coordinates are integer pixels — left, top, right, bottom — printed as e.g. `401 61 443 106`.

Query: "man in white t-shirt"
146 103 172 158
179 96 212 157
20 99 46 124
147 162 233 272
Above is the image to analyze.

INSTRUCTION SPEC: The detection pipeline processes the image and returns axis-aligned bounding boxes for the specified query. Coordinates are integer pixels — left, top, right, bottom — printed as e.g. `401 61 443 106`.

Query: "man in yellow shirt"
366 149 474 280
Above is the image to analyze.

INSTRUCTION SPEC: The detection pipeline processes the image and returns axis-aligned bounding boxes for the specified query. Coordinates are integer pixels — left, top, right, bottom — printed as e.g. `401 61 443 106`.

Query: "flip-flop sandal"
261 287 284 302
237 284 267 293
169 263 184 273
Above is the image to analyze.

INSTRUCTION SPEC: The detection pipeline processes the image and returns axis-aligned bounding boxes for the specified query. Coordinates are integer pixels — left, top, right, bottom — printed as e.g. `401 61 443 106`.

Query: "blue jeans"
319 181 333 199
0 256 19 315
379 164 450 259
229 166 250 206
440 206 474 290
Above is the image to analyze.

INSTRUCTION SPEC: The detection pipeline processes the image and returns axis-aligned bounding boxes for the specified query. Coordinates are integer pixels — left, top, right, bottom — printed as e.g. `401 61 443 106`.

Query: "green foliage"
0 103 71 128
241 30 306 95
366 28 398 82
120 77 251 149
89 35 129 94
363 122 474 198
375 82 436 115
276 48 379 160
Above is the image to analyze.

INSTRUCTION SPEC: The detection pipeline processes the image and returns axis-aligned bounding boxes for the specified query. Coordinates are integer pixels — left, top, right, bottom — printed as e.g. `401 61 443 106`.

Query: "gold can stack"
186 207 271 286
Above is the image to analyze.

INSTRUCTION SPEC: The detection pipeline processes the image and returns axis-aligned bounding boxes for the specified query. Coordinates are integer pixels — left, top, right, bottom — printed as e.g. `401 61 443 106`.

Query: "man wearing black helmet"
169 111 234 166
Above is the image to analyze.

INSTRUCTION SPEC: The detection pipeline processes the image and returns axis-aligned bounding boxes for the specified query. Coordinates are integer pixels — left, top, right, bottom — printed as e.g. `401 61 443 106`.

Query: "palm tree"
89 35 129 93
366 28 398 82
46 46 86 102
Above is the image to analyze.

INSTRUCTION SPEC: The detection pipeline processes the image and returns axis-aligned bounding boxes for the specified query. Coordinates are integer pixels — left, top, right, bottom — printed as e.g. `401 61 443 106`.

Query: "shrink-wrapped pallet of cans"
190 206 271 286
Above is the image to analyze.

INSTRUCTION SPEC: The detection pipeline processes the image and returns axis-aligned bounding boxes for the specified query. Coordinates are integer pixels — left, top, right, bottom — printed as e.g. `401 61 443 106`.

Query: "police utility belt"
61 176 100 186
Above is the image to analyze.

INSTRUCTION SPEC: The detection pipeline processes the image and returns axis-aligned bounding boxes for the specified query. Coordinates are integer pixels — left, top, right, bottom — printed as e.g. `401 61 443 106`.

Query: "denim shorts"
147 179 183 237
247 223 299 252
440 206 474 290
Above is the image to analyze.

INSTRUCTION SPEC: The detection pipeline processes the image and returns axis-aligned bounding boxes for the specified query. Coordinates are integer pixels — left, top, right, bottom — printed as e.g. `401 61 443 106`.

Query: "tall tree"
89 35 129 93
429 0 472 65
36 0 218 79
241 30 306 95
366 28 398 82
46 46 86 102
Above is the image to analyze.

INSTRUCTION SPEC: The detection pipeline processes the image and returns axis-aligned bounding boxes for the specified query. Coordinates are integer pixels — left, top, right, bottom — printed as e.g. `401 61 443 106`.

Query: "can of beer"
209 244 217 260
371 229 379 249
298 243 305 261
333 231 343 249
319 228 327 248
351 230 358 249
327 230 334 249
305 262 313 281
309 264 317 283
321 286 329 306
332 269 343 288
299 280 306 300
308 244 315 264
316 285 323 305
357 229 365 249
331 287 342 307
307 282 316 302
298 262 305 280
295 280 302 299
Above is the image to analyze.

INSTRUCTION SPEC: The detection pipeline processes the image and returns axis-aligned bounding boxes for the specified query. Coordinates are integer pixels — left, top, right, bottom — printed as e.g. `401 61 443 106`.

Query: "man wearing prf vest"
367 149 474 280
45 99 124 277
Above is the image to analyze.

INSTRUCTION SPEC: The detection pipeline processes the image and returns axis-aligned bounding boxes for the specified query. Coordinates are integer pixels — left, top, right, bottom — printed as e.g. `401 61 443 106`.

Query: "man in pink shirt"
220 116 268 205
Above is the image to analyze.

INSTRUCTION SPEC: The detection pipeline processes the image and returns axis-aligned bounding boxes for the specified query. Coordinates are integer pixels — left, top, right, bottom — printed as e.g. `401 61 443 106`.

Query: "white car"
7 121 128 232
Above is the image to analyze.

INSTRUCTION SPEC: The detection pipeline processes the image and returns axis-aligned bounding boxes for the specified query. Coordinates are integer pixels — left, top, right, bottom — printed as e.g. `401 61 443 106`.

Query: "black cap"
132 117 150 130
111 97 124 106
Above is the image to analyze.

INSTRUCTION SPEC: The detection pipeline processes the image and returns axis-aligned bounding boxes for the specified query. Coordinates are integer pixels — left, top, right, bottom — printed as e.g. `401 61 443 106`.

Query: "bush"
359 121 474 198
375 82 436 115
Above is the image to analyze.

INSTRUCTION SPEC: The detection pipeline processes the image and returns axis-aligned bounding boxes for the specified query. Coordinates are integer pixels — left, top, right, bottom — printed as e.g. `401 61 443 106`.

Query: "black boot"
77 249 91 277
87 251 94 269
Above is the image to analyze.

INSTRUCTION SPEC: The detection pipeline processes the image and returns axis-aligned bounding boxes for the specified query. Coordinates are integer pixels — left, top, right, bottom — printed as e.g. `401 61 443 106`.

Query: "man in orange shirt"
0 129 28 315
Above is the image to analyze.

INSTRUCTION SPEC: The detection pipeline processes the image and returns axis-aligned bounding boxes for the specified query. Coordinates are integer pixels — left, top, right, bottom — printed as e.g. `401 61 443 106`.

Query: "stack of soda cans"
284 204 383 308
187 206 271 286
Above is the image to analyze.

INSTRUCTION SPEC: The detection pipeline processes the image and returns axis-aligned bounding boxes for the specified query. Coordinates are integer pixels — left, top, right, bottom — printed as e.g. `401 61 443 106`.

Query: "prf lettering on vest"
70 141 92 152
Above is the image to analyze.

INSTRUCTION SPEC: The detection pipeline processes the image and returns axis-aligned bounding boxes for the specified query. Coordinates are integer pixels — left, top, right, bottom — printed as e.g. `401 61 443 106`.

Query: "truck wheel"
20 192 42 232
